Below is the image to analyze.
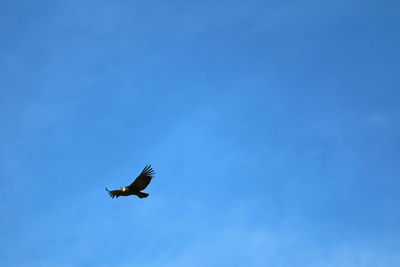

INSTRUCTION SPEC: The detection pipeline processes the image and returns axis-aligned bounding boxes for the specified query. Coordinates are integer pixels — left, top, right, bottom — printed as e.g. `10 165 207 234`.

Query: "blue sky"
1 0 399 266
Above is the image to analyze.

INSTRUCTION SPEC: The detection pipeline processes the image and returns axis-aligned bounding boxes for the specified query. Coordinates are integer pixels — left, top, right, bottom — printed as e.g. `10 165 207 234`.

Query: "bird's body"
106 165 154 199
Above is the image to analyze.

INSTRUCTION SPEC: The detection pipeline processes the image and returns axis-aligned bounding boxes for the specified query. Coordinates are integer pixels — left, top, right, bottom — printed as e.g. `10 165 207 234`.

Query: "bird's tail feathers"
137 192 149 198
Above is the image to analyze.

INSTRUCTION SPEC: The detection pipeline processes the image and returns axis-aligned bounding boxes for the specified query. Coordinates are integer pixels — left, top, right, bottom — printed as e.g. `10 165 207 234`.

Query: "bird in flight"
105 165 155 199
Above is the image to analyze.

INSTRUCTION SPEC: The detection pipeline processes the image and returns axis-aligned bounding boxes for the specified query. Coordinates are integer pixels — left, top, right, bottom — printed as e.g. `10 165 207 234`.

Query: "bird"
105 165 155 199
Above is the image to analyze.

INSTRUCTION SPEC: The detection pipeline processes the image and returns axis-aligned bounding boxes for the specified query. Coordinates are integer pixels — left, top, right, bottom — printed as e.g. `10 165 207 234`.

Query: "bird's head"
120 187 126 192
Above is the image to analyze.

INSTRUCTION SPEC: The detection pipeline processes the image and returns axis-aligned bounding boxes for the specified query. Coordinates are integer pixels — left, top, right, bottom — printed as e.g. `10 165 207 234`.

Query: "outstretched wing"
105 187 121 199
129 165 155 191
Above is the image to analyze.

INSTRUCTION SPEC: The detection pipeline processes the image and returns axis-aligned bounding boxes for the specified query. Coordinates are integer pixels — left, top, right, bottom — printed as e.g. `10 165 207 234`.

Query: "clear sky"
1 0 399 266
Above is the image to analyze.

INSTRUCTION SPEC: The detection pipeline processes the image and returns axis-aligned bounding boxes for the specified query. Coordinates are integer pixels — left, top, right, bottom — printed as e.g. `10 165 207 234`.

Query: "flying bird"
105 165 155 199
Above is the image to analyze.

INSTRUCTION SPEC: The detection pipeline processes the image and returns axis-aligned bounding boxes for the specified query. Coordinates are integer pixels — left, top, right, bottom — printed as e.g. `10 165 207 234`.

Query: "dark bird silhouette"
105 165 155 199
